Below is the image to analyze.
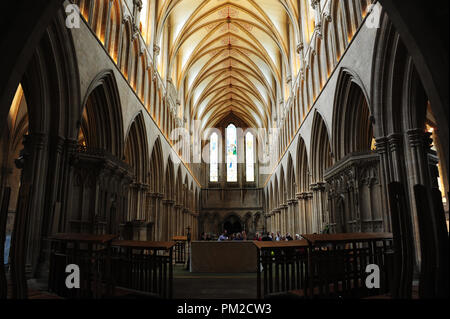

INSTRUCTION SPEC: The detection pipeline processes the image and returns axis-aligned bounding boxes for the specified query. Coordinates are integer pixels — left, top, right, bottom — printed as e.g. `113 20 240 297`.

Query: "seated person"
233 233 243 241
275 232 281 241
262 232 272 241
218 232 228 241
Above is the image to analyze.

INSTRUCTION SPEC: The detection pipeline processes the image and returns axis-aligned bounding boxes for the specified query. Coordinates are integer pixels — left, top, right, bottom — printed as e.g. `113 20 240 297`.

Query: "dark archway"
377 1 449 177
223 214 242 235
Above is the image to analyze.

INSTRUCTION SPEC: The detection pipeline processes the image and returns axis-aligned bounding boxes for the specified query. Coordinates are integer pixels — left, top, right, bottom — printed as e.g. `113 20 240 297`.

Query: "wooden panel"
191 241 257 273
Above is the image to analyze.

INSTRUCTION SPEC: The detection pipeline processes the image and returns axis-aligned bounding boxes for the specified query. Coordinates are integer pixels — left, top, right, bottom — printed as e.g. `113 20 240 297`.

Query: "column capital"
310 0 320 10
162 199 175 205
375 136 389 154
153 45 160 56
407 129 432 149
310 183 325 191
387 133 403 152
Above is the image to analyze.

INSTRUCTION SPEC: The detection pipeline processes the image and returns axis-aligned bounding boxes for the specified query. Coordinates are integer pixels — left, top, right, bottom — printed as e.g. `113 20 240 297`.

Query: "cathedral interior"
0 0 448 301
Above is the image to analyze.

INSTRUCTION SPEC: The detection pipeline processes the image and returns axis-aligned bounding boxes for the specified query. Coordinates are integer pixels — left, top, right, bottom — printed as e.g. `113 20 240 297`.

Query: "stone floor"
173 265 258 299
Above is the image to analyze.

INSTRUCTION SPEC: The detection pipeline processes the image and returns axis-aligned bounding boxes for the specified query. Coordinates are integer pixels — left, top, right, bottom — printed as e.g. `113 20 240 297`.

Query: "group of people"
253 232 302 241
218 230 248 241
200 230 303 242
199 230 248 241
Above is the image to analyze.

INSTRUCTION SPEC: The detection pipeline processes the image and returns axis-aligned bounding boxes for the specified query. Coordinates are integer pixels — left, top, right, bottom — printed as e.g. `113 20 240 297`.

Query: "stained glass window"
210 133 219 182
226 124 238 182
246 132 254 182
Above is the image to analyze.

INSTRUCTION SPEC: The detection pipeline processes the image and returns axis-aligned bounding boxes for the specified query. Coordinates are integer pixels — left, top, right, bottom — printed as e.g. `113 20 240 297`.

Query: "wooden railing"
254 241 309 299
48 233 118 299
110 240 174 299
254 233 394 299
172 236 188 265
47 234 175 299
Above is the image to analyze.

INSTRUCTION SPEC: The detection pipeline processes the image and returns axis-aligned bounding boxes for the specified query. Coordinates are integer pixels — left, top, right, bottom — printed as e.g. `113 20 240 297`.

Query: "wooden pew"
111 240 175 299
47 233 118 299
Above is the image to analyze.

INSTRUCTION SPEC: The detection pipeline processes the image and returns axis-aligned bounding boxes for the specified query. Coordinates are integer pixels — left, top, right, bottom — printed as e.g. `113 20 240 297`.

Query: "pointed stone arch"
124 112 149 221
310 111 332 232
79 70 124 159
149 136 164 194
332 69 373 161
310 111 333 184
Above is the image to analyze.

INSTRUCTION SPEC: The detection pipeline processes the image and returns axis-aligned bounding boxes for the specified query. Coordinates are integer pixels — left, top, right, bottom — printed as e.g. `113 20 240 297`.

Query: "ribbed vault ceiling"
156 0 300 130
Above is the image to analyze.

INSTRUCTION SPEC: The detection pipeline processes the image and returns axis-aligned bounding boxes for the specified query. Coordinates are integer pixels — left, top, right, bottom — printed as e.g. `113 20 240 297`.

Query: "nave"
0 0 448 300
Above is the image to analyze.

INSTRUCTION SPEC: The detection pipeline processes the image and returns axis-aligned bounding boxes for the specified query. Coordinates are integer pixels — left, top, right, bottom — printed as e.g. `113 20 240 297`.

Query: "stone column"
182 208 190 235
273 209 280 233
103 0 114 48
388 133 404 182
296 193 304 234
311 182 327 233
310 184 320 233
154 193 163 240
167 200 175 239
146 192 157 240
406 129 434 264
174 204 182 236
281 204 289 235
22 133 49 273
162 199 174 241
264 213 269 233
375 137 391 232
407 129 433 188
306 192 313 233
271 210 276 233
288 199 297 235
133 0 143 29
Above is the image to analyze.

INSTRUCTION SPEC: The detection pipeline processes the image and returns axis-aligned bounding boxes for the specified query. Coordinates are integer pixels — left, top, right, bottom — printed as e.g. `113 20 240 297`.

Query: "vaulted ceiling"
154 0 303 131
